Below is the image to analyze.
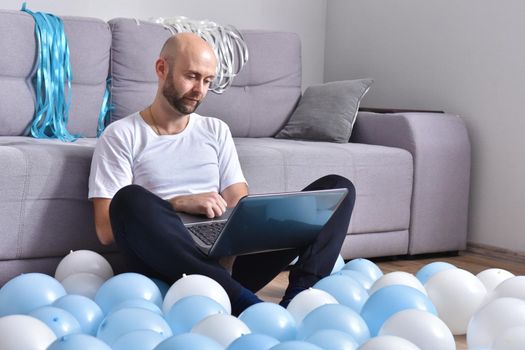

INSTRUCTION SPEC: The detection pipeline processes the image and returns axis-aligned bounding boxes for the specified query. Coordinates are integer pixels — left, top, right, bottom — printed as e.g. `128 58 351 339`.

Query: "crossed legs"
109 174 356 314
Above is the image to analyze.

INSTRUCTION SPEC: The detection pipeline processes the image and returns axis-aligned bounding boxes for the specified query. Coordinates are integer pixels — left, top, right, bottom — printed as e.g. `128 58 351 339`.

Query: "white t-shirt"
88 112 246 200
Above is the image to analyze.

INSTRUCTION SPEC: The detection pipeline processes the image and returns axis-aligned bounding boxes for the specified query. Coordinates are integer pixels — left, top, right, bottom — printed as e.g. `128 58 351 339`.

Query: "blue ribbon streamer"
22 3 79 141
97 77 112 137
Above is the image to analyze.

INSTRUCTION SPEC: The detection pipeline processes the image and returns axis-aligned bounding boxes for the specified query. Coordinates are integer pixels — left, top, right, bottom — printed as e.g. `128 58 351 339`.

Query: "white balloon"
476 268 514 293
0 314 57 350
191 313 250 347
286 288 338 325
369 272 427 296
379 309 455 350
61 272 105 299
425 268 487 335
357 335 421 350
467 297 525 349
491 276 525 301
55 250 114 282
162 274 231 314
492 326 525 350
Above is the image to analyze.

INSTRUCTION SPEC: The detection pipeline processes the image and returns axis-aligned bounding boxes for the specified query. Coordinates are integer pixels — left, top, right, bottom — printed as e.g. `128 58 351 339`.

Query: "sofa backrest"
109 18 301 137
0 10 111 137
0 9 301 138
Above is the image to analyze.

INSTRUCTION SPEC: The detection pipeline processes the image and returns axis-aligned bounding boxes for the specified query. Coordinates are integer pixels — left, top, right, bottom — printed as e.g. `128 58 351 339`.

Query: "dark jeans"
109 174 356 302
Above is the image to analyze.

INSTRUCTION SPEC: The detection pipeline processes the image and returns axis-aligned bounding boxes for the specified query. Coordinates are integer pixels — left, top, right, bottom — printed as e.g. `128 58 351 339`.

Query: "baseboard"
467 242 525 264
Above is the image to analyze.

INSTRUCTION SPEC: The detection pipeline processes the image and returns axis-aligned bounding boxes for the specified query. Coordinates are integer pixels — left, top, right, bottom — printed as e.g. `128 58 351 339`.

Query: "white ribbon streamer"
152 16 249 94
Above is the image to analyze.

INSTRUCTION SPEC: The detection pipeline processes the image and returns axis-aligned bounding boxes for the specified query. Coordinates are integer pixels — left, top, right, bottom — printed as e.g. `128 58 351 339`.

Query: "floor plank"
257 251 525 349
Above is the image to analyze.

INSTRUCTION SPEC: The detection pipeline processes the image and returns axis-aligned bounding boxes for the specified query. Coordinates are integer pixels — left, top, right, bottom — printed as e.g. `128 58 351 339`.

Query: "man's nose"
192 80 207 95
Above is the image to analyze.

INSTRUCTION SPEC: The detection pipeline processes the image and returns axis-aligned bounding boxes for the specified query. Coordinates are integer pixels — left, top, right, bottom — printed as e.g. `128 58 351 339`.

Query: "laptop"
178 188 348 257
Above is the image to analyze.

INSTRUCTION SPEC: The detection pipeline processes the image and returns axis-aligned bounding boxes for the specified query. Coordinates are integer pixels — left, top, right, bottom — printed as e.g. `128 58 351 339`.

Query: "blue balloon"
165 295 226 335
110 298 163 315
112 329 168 350
306 329 359 350
297 303 370 345
95 273 163 314
97 307 172 346
153 333 223 350
150 278 171 298
314 274 368 313
47 334 111 350
53 294 104 335
415 262 457 285
342 258 383 282
332 270 373 290
330 255 345 274
29 306 82 338
360 285 437 336
239 302 297 341
228 333 279 350
269 340 323 350
0 273 66 316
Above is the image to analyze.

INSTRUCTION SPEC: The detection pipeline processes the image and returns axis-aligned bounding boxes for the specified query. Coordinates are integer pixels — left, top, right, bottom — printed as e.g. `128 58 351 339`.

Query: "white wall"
325 0 525 253
3 0 327 89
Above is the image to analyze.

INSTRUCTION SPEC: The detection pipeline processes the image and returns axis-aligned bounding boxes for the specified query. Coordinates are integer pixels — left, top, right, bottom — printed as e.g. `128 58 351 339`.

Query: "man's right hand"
169 192 228 218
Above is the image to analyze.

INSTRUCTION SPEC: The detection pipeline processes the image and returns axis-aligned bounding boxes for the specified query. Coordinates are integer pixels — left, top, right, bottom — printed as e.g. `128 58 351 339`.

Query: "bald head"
160 32 217 69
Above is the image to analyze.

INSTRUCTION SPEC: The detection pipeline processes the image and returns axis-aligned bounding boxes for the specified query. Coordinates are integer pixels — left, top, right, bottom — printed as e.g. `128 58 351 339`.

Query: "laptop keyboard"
187 222 226 245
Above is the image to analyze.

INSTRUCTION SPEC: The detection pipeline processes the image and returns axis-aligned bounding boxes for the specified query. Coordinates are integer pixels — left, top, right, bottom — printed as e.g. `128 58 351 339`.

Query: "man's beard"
162 79 201 115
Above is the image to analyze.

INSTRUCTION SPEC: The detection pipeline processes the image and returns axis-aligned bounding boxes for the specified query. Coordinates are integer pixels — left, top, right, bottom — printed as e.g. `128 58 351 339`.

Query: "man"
89 32 356 316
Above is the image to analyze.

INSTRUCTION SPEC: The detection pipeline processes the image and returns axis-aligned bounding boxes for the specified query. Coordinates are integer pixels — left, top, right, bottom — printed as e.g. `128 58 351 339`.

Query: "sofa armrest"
351 111 471 255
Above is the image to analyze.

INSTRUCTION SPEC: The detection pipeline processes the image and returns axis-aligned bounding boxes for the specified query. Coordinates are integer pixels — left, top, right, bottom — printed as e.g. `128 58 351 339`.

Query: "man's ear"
155 58 168 80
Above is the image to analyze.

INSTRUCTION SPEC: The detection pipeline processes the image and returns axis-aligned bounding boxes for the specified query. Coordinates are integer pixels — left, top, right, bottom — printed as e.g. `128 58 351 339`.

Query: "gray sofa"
0 10 471 285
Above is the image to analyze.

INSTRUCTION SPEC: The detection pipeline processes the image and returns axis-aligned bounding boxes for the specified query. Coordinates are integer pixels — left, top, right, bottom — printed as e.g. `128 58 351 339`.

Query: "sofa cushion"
0 10 36 136
108 18 171 127
62 16 111 137
275 79 373 142
198 30 302 137
234 138 413 234
108 18 301 137
0 10 110 137
0 135 412 261
0 138 112 260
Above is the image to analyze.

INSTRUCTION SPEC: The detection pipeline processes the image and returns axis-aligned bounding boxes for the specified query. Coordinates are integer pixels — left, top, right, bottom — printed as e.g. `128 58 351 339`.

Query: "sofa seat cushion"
234 138 413 235
0 136 412 261
0 137 111 260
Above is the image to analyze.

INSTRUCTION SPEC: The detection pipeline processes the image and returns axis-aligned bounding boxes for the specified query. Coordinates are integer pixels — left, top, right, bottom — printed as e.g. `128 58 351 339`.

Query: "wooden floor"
257 250 525 349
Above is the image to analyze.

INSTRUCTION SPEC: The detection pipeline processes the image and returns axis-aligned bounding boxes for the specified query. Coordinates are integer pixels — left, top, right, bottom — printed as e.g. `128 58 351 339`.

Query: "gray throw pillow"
275 79 373 143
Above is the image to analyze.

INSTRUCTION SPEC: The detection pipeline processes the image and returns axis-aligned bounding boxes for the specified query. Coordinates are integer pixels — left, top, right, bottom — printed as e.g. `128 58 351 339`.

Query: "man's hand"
169 192 228 218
